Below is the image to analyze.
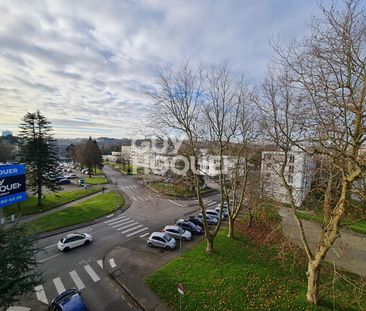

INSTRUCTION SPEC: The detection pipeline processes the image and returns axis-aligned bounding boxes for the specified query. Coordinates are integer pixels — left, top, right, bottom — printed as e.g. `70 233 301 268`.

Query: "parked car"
206 209 225 220
57 179 71 185
57 233 92 252
197 213 218 225
163 225 192 241
215 206 229 218
49 289 89 311
176 219 203 235
188 216 204 228
65 173 77 179
147 232 176 250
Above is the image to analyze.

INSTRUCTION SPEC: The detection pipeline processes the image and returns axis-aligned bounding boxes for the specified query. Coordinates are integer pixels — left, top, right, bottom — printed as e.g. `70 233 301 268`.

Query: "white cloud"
0 0 325 138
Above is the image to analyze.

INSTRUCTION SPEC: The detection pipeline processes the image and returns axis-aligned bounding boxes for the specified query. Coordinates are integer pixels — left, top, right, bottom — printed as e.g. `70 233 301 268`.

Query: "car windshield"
163 234 172 241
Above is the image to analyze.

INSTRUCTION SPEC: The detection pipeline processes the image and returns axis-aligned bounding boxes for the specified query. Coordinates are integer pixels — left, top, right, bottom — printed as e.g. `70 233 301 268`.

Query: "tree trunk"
227 216 234 238
37 187 42 207
205 236 214 254
306 260 321 305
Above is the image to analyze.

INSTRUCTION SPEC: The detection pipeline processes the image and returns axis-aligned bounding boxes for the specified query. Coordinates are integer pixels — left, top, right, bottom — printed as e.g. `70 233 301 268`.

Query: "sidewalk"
279 207 366 277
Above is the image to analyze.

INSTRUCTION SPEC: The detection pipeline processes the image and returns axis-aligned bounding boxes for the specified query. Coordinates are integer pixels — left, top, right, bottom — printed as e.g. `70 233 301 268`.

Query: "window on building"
289 155 295 163
266 172 271 177
266 163 272 168
288 175 293 183
288 165 294 173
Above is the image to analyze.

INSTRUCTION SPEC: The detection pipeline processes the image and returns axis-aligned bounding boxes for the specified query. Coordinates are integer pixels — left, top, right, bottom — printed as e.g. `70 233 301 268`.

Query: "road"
11 166 223 311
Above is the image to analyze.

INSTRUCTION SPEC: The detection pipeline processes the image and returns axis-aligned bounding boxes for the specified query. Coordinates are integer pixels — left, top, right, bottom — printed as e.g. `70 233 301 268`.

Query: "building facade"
260 150 316 207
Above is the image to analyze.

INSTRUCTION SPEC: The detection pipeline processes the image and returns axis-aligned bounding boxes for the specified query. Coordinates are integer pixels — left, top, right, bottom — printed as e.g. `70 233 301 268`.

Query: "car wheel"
182 237 187 241
63 247 70 252
148 243 153 248
165 245 171 250
84 240 91 246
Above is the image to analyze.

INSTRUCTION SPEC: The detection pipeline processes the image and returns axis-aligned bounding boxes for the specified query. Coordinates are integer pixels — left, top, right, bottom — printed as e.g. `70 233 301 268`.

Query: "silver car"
163 225 192 241
147 232 176 250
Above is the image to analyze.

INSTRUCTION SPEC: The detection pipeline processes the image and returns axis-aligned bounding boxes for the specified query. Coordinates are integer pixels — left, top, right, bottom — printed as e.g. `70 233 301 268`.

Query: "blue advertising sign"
0 164 27 208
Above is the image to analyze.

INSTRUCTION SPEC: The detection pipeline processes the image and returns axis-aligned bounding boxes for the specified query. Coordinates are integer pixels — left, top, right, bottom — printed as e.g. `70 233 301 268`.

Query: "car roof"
63 233 84 239
149 232 167 238
164 225 180 230
56 290 88 311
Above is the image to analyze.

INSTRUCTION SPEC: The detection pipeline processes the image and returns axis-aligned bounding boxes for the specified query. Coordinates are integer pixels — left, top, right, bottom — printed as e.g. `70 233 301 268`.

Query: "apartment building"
261 150 316 207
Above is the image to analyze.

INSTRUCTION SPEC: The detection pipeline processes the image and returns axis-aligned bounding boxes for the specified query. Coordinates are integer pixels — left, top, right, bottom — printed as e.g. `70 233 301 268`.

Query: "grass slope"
29 192 123 233
3 187 101 217
84 175 108 185
146 231 365 311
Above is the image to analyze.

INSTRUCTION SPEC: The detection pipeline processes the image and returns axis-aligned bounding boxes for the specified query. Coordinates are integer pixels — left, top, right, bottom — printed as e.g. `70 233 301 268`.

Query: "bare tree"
260 0 366 305
149 61 221 253
203 65 257 238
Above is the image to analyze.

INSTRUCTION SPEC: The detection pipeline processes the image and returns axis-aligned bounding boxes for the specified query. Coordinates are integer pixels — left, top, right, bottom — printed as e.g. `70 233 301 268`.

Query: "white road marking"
43 243 57 249
106 214 114 218
7 307 31 311
116 221 139 231
38 253 63 263
69 271 85 290
121 224 143 234
109 217 129 226
132 196 138 201
207 201 216 206
126 227 149 237
168 199 185 207
104 215 126 224
53 277 65 295
84 265 100 282
140 232 150 238
34 285 48 305
97 259 103 269
146 195 154 199
114 219 135 229
109 258 116 268
137 196 144 201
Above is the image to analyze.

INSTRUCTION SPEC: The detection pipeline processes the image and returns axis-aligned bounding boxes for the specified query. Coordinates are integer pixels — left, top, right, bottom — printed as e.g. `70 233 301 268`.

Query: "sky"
0 0 327 139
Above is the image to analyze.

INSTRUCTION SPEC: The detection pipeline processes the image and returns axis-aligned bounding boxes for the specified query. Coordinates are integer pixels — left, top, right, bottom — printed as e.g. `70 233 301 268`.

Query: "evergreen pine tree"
18 111 60 207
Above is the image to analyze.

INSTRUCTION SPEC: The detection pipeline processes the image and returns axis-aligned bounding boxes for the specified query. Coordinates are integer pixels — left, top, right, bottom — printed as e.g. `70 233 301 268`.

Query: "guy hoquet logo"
0 177 25 197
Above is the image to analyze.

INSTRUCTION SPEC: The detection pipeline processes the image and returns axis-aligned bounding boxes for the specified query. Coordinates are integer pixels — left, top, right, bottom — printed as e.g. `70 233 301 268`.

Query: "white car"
147 232 176 250
57 233 92 252
163 225 192 241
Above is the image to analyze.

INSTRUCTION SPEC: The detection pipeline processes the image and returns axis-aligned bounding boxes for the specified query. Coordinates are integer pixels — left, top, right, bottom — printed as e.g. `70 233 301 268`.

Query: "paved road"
11 166 223 311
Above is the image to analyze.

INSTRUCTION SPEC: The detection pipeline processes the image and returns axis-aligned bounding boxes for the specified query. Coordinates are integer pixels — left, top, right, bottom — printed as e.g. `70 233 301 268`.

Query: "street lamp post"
114 182 117 212
179 221 182 257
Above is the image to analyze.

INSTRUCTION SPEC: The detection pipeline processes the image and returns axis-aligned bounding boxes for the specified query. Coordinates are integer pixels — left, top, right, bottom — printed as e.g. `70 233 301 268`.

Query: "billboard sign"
0 164 27 208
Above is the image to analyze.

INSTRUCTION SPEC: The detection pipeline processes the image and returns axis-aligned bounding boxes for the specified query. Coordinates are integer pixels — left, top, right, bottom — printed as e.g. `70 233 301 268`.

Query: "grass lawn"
296 211 366 235
3 187 101 217
84 175 108 185
145 231 365 311
29 192 124 233
150 182 213 198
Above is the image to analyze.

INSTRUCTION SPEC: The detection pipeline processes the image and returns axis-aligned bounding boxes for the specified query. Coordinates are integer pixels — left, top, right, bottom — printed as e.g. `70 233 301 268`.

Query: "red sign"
177 283 185 295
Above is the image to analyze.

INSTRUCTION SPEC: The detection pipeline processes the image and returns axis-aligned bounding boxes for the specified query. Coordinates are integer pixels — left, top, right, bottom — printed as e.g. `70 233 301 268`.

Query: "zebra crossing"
32 258 114 305
104 215 149 238
119 184 138 190
202 198 219 207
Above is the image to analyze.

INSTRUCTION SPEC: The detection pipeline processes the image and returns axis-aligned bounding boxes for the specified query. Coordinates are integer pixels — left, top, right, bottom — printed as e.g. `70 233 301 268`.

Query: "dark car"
188 216 204 228
176 219 203 235
49 289 89 311
57 178 71 185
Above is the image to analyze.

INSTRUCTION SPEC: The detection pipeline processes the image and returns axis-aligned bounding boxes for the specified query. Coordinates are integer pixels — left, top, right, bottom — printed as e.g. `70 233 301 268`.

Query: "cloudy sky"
0 0 327 138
